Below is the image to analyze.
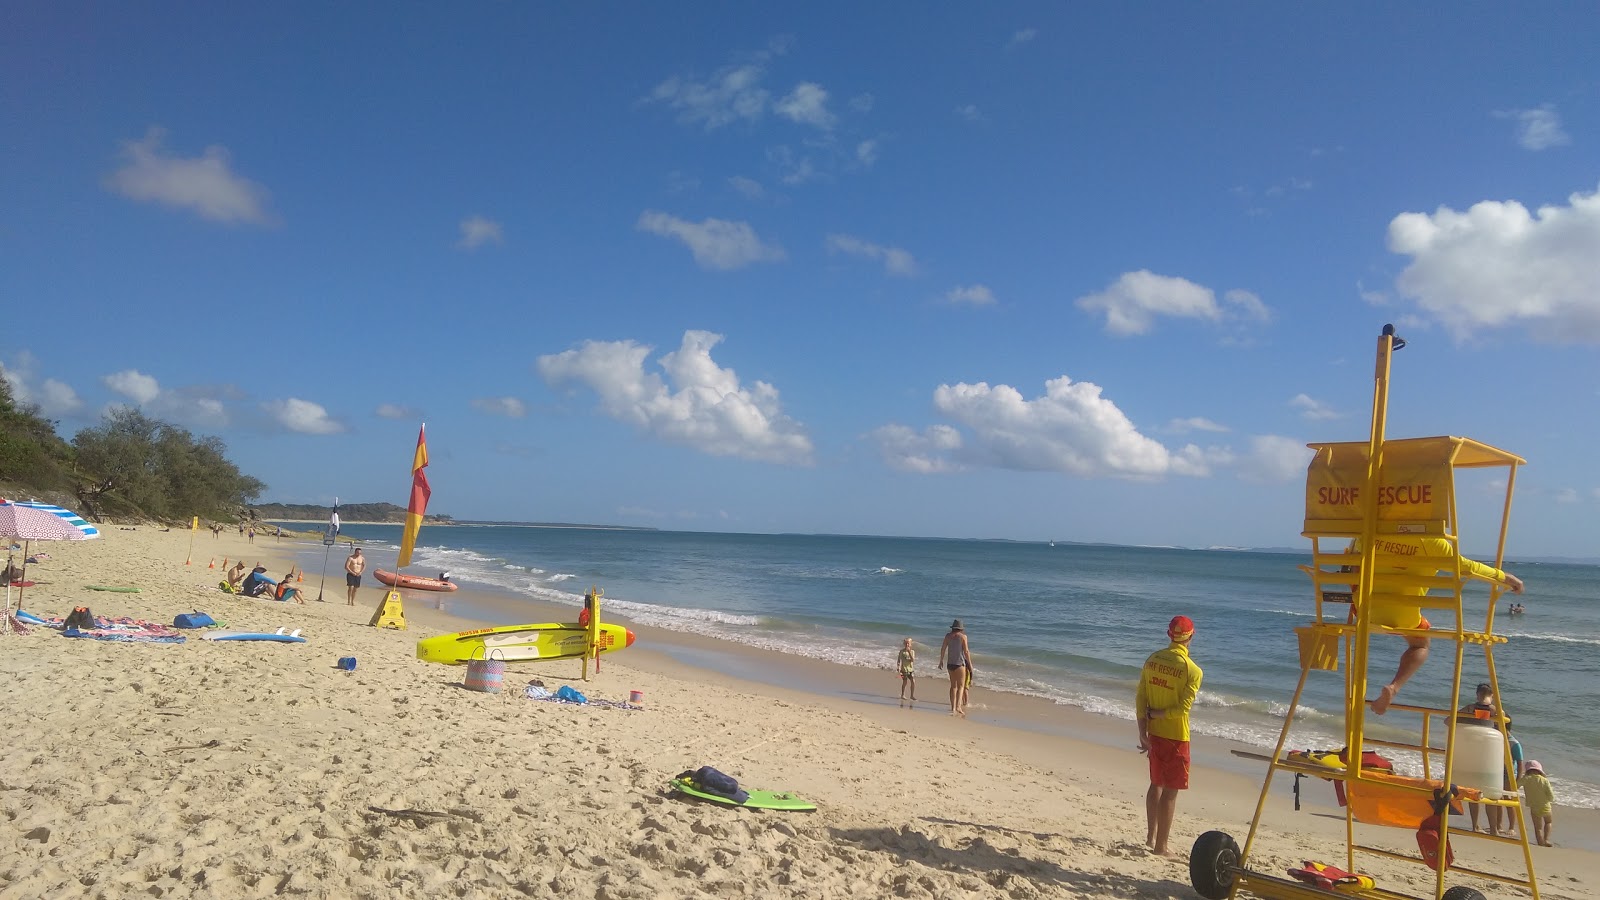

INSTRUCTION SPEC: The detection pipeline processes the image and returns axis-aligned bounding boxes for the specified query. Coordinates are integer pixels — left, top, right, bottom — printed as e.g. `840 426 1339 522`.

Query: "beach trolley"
1189 325 1539 900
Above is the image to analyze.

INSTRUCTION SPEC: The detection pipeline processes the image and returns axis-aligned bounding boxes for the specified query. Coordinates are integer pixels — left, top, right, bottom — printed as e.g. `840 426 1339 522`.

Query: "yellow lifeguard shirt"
1363 535 1506 628
1136 642 1203 742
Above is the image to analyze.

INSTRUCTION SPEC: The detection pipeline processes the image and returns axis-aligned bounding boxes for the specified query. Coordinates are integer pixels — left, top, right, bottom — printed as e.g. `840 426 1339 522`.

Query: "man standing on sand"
1136 615 1203 856
344 547 365 606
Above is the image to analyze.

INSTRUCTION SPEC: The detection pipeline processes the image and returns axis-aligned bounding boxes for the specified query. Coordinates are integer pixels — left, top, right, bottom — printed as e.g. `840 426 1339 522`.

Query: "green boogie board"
86 585 141 592
669 777 816 811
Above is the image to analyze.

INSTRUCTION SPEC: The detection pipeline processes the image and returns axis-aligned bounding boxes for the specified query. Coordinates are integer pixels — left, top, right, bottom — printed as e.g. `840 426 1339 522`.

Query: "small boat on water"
374 569 458 592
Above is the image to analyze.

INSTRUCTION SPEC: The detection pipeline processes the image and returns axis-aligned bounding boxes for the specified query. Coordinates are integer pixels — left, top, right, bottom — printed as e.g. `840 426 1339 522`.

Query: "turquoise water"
303 524 1600 808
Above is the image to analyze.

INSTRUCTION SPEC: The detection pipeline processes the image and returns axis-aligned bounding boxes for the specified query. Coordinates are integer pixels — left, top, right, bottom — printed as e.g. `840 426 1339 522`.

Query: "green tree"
0 370 72 487
72 408 264 519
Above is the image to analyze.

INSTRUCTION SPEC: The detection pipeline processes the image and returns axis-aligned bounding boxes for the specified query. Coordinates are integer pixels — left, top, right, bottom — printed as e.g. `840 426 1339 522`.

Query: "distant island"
250 502 454 525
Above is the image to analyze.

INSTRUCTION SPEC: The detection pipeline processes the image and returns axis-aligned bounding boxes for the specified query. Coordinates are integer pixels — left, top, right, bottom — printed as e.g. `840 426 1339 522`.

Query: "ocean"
301 524 1600 809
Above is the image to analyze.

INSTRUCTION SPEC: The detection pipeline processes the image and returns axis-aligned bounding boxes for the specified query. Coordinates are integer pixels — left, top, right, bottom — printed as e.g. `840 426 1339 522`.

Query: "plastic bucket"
337 656 357 672
629 690 644 705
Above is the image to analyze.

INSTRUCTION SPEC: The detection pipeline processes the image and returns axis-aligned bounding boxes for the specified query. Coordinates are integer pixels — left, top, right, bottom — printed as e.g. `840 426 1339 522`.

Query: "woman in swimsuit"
939 619 974 717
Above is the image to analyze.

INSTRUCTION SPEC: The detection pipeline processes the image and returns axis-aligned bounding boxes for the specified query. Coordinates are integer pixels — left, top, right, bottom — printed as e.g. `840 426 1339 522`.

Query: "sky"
3 4 1598 556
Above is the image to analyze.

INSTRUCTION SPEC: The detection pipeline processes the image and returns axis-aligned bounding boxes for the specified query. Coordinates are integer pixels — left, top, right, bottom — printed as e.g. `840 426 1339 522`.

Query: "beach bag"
174 612 215 629
464 648 506 694
63 606 95 631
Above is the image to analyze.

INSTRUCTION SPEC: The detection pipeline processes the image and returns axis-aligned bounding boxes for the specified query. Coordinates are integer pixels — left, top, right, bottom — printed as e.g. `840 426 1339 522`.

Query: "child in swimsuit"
896 638 916 704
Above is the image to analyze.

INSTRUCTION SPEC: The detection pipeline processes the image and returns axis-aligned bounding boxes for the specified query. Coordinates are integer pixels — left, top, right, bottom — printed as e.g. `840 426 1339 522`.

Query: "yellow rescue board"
415 622 635 665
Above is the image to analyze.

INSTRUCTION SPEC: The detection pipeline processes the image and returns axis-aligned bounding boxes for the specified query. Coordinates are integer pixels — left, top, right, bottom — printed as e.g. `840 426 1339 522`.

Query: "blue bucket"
336 656 357 672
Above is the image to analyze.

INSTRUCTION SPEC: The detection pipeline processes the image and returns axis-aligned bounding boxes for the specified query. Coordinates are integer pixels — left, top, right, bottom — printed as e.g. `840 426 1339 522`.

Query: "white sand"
0 529 1592 899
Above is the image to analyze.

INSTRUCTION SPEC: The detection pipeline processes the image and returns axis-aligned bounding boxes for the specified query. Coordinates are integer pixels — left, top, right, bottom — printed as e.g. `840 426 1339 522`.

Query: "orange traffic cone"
297 570 304 583
208 557 216 569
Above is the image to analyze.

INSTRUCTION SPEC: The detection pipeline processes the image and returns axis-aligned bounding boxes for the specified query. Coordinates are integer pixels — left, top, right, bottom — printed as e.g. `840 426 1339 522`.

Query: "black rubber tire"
1442 888 1487 900
1190 830 1241 900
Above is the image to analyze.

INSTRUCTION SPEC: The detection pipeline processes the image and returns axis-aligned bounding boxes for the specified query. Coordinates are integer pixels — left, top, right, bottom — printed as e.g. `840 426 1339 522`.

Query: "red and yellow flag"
397 424 431 568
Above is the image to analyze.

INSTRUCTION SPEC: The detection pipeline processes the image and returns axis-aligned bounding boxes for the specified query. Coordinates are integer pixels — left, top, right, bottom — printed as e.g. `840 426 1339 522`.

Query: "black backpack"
63 606 95 631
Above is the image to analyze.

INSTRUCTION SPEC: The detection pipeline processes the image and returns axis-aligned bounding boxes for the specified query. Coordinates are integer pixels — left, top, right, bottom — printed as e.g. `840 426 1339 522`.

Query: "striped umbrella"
10 501 100 539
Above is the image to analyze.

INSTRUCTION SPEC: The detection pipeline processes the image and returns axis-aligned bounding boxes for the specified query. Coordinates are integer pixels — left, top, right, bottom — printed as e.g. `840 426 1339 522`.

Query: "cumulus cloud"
375 403 420 420
1167 417 1229 434
1386 184 1600 342
1291 393 1339 421
868 424 963 474
102 369 162 405
1077 271 1212 335
1008 28 1038 48
647 64 770 130
457 215 504 249
104 127 273 225
537 330 813 465
1237 435 1311 483
874 375 1225 479
945 284 996 306
955 104 984 123
1494 104 1571 151
855 140 879 167
774 82 835 129
1 353 83 417
471 396 528 418
825 233 918 277
767 145 818 185
637 211 786 270
262 398 344 435
728 176 765 200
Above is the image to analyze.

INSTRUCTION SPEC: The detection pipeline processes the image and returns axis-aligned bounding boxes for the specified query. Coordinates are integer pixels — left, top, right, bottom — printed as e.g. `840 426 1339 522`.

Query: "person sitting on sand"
938 620 973 717
1352 535 1522 715
225 560 248 590
274 572 305 604
241 566 277 598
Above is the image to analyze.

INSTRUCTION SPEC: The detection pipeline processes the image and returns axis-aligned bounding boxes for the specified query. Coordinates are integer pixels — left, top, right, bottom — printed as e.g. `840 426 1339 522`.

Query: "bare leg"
947 668 962 715
1153 787 1180 855
1468 803 1482 833
1372 637 1429 715
909 676 916 702
1145 784 1160 848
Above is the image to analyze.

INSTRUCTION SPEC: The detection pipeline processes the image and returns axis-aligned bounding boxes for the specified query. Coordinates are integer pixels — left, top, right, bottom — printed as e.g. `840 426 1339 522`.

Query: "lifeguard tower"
1189 326 1538 900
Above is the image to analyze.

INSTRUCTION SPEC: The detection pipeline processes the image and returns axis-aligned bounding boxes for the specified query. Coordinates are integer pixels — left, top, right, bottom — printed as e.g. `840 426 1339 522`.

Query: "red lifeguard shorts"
1148 736 1191 790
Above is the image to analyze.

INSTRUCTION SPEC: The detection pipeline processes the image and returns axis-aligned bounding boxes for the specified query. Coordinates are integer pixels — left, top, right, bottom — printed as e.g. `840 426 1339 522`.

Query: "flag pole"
315 497 340 602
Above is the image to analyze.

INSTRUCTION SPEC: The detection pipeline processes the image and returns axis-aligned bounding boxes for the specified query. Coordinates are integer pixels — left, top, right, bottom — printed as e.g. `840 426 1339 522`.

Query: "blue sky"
4 4 1598 556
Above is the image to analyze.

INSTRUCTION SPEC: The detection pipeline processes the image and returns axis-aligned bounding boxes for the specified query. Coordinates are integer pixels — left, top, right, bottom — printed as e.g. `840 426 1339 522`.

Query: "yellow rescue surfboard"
415 622 635 665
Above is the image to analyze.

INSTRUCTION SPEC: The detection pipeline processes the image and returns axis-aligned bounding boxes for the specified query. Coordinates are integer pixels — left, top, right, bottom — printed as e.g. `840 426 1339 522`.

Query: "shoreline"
3 529 1593 899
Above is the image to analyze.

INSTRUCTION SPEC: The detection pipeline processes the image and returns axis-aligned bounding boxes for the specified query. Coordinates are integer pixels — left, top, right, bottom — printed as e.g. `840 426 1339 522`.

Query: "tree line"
0 373 264 522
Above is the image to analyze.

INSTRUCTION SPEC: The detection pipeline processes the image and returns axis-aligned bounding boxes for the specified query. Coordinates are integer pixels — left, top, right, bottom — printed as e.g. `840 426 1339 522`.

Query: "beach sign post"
315 500 340 603
185 516 198 566
371 426 429 630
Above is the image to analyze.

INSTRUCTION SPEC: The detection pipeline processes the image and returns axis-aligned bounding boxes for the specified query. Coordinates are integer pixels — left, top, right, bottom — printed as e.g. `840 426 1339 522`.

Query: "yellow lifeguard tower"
1189 326 1538 900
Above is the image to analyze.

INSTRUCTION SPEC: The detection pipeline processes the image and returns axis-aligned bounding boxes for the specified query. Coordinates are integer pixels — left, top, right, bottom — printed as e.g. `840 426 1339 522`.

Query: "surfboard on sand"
415 622 635 665
202 628 306 643
669 776 817 811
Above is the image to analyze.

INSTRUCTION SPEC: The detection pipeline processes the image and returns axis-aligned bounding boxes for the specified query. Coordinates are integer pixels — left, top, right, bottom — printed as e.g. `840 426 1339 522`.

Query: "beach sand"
1 529 1593 899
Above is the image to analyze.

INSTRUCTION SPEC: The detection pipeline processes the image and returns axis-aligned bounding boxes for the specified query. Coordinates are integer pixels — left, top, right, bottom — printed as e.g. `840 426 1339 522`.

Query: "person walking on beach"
938 620 973 717
1136 615 1203 856
344 547 365 606
1520 760 1555 846
896 638 917 706
1354 536 1522 715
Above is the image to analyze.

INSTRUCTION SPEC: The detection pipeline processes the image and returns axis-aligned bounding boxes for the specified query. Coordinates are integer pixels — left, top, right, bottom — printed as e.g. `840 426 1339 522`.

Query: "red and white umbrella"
2 498 100 633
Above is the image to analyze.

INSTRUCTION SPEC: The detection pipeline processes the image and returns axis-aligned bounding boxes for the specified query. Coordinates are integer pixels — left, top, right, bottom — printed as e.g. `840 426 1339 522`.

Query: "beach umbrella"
0 499 100 633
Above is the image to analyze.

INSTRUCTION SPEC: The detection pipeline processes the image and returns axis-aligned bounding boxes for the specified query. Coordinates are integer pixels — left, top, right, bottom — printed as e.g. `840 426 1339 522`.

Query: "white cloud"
1224 289 1272 323
1167 417 1229 434
825 233 918 277
1008 28 1038 48
471 396 528 418
1555 487 1579 504
104 127 273 225
879 375 1224 479
1358 280 1389 306
1494 104 1571 151
768 145 819 185
1078 270 1253 336
1237 435 1311 483
868 424 964 474
457 215 504 250
774 82 836 129
955 104 984 123
855 140 879 167
102 369 162 405
262 398 344 435
945 284 997 306
1386 184 1600 342
647 64 770 130
1 354 83 417
1291 393 1339 421
375 403 420 420
537 330 813 465
637 211 786 270
728 176 765 200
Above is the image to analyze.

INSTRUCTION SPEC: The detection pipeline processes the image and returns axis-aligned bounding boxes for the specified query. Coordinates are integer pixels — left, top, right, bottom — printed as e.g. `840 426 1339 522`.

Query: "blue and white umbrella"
11 502 100 539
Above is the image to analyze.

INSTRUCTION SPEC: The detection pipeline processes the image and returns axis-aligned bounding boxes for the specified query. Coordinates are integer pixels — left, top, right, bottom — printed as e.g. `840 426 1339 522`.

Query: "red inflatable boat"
374 569 459 592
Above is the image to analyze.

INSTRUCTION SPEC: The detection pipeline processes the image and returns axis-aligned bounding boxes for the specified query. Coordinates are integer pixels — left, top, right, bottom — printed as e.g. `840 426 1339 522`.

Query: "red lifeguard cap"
1167 615 1195 641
